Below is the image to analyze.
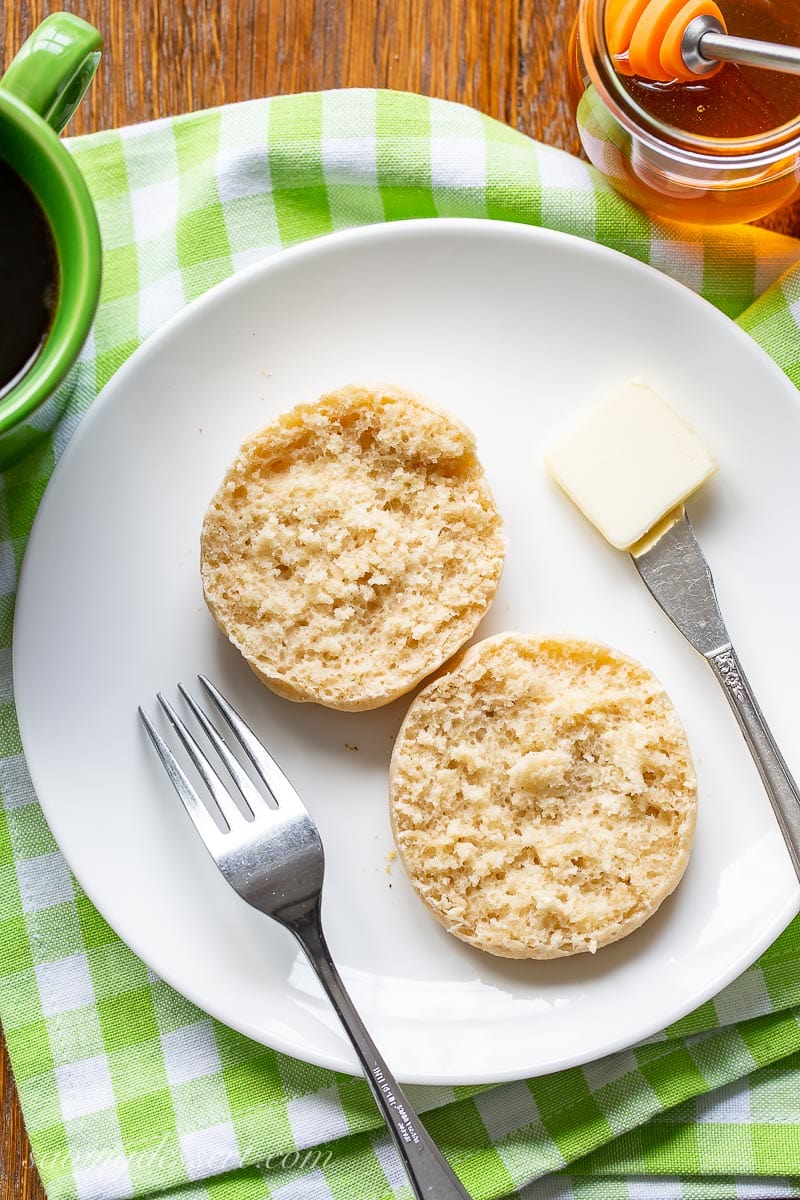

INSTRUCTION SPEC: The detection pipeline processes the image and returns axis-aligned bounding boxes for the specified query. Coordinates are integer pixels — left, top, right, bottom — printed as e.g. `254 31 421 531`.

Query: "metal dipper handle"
683 14 800 78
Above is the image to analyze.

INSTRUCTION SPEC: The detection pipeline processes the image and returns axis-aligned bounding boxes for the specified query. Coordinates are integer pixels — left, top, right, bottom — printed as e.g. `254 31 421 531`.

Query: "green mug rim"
0 89 101 435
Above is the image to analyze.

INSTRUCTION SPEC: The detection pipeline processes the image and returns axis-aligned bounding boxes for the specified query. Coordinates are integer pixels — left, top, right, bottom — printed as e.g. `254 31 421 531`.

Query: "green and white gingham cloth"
2 89 800 1200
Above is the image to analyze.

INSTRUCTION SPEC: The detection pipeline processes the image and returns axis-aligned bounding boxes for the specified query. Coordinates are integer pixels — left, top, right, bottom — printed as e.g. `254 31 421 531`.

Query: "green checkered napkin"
1 89 800 1200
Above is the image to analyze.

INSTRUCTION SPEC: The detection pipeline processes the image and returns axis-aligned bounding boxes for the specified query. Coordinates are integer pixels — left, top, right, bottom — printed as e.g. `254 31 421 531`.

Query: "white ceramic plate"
14 219 800 1085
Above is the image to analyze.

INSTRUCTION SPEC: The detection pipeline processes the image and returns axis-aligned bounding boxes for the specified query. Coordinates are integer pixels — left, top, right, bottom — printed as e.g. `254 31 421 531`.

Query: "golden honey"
569 0 800 223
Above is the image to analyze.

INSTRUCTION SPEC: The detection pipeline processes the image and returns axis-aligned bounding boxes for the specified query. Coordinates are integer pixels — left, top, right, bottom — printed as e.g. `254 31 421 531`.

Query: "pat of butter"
546 382 717 550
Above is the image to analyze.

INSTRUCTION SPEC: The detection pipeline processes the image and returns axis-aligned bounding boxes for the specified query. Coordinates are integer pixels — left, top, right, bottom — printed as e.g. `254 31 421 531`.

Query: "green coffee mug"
0 13 102 468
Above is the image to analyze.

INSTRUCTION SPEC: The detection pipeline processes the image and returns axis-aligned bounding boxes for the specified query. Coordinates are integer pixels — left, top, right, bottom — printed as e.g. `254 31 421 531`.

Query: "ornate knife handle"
632 512 800 882
707 645 800 879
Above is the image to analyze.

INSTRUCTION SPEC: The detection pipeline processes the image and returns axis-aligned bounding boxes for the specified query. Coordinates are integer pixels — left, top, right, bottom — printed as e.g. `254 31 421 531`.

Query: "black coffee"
0 161 58 399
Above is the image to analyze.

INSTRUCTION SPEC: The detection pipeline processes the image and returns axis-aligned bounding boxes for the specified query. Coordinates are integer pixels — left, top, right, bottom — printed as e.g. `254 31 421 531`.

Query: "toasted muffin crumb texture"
390 634 697 958
200 384 505 710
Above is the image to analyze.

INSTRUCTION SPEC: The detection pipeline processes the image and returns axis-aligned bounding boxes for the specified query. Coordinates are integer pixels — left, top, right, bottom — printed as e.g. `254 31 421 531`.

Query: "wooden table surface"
2 3 800 1197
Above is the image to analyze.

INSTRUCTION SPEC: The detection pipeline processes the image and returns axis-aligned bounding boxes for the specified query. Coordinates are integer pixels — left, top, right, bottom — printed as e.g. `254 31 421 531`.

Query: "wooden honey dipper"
606 0 800 83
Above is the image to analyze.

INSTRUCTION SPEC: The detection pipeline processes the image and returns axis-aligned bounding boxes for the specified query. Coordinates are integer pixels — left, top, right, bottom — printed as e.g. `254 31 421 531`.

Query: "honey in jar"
569 0 800 223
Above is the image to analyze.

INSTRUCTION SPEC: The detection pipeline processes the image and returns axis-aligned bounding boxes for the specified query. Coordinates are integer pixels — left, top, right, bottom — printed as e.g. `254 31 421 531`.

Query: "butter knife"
632 509 800 880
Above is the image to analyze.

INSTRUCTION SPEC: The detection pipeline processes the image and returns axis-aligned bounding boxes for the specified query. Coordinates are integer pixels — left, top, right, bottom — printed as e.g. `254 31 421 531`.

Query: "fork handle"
292 912 473 1200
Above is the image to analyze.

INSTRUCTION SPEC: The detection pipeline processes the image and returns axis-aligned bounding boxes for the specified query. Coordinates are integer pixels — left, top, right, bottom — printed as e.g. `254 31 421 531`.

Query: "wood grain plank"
1 0 529 136
517 0 582 153
0 1034 44 1200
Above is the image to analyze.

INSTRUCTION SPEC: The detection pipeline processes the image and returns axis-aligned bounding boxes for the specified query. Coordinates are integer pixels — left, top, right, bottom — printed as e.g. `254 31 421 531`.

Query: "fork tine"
178 683 269 816
198 675 306 812
157 693 250 830
139 707 228 845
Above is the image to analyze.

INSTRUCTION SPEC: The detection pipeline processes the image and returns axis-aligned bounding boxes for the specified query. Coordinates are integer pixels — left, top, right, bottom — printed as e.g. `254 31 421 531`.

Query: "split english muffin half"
389 633 697 959
201 384 506 710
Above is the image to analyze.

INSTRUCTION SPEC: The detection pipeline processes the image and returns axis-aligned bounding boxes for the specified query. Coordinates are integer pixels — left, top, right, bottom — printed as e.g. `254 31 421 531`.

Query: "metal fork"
139 676 471 1200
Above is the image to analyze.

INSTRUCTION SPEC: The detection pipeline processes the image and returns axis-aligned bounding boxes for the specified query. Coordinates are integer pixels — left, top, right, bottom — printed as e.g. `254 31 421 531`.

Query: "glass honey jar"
568 0 800 224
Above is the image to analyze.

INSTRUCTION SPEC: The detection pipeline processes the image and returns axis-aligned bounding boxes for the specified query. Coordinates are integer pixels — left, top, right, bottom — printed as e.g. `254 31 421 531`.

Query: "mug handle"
0 12 103 135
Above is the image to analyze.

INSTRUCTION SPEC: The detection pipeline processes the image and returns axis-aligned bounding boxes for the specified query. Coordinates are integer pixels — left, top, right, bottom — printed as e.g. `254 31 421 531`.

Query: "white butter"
546 381 716 550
